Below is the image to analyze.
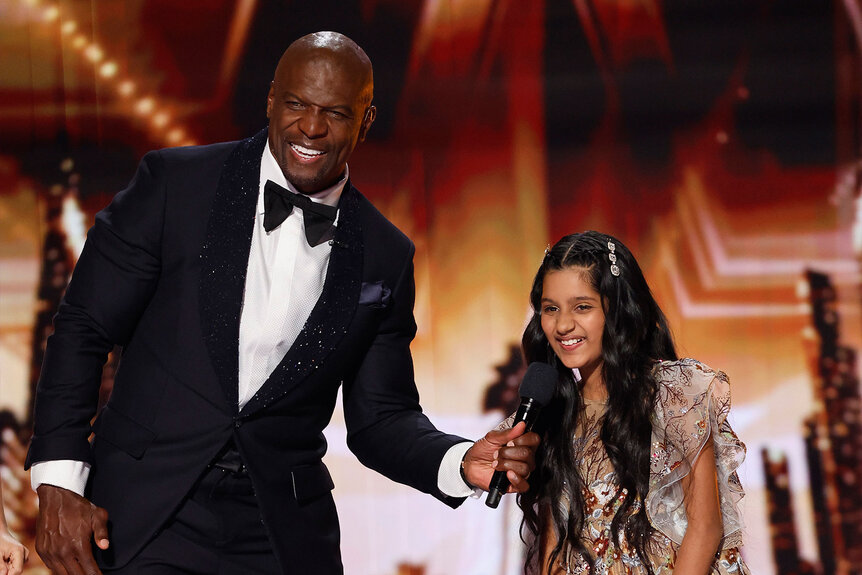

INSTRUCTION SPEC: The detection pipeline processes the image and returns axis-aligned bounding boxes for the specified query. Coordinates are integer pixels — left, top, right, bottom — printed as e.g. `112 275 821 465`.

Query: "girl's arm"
0 481 29 575
673 436 723 573
539 516 567 575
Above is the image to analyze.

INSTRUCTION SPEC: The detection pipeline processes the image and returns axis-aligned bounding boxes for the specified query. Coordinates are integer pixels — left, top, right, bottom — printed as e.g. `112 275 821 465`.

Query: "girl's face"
540 266 605 387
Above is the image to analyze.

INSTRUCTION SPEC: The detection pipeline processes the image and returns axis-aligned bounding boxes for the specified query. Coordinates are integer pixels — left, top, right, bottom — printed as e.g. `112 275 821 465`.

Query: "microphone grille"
519 362 557 406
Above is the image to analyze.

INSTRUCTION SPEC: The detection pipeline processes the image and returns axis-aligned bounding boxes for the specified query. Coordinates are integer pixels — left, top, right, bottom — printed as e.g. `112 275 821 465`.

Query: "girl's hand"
0 528 28 575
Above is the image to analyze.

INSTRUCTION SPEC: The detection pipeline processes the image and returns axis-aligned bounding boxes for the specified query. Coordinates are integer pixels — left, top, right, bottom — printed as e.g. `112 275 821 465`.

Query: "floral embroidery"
556 359 750 574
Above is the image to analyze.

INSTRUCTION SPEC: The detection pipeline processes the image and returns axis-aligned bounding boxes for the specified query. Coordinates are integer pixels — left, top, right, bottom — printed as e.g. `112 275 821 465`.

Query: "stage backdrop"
2 1 861 574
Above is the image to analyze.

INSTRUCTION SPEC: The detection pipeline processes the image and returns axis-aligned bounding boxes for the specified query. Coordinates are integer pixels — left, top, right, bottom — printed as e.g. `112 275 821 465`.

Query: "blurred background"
1 0 861 573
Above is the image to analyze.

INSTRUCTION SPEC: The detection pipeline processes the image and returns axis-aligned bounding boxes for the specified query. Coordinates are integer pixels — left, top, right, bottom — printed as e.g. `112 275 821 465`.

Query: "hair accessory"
543 244 551 260
607 240 620 276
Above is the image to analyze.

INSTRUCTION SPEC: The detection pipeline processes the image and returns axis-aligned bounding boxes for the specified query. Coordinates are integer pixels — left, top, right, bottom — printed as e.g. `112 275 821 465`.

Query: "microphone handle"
485 398 540 508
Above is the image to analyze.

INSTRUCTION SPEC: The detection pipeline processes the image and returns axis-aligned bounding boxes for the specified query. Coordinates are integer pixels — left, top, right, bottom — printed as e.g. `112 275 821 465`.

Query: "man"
27 31 538 574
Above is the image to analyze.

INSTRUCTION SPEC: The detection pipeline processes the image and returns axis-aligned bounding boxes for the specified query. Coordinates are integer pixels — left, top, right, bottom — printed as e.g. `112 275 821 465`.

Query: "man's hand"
36 485 109 575
462 421 540 493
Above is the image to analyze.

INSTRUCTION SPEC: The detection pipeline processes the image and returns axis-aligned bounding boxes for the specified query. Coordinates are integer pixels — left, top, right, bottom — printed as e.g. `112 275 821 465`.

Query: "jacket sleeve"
26 151 167 468
342 242 467 508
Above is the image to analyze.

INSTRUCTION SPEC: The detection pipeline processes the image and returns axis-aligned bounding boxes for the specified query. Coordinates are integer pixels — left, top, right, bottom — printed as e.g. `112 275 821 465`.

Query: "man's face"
266 54 375 195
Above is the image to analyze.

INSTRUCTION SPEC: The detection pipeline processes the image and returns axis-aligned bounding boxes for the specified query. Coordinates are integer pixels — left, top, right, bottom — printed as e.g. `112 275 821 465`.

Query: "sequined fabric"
556 359 750 574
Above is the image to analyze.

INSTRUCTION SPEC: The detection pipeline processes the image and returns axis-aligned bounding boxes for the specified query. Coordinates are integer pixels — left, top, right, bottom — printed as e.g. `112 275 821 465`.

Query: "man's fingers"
92 507 110 550
506 470 530 493
493 457 532 478
496 444 535 462
481 421 526 449
71 547 103 575
42 553 71 575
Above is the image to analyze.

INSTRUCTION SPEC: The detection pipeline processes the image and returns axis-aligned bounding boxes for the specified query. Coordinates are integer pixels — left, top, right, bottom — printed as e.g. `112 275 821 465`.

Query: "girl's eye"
576 304 592 311
542 305 558 313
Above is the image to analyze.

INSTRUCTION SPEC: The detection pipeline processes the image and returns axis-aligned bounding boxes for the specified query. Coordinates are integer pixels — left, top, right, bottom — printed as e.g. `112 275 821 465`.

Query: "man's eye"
286 101 303 110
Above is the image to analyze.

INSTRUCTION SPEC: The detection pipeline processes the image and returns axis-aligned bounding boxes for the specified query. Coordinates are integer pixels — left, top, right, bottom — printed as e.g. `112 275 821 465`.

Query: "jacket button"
234 418 242 428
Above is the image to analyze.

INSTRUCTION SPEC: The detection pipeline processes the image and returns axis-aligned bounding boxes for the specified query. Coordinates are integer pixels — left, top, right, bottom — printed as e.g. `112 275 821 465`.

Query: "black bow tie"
263 180 338 246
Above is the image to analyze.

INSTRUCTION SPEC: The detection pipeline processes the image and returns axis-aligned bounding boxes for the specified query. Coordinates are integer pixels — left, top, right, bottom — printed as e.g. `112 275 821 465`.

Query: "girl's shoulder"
651 358 730 398
646 357 746 551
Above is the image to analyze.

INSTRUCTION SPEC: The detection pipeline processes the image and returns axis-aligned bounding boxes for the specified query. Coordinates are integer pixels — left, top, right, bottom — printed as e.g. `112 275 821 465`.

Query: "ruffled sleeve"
645 358 747 549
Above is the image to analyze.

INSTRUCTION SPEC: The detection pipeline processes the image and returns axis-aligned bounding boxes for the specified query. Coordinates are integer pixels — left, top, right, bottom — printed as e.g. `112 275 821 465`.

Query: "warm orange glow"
99 61 118 78
166 129 184 143
84 44 104 63
152 112 169 128
135 98 154 115
117 80 135 97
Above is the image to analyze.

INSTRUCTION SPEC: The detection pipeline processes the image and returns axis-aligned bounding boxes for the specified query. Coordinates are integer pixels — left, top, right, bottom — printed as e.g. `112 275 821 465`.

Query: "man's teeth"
561 338 584 346
291 144 324 158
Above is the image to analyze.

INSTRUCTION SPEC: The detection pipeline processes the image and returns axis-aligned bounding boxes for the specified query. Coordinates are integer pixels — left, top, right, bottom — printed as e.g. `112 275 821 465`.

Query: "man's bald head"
266 31 377 194
275 31 374 107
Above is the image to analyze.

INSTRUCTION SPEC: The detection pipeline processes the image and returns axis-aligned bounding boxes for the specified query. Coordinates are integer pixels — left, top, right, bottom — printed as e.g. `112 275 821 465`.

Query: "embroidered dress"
557 359 749 574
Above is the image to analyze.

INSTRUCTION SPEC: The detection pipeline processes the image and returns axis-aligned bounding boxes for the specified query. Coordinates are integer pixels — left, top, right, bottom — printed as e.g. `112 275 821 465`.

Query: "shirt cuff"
30 460 91 497
437 441 482 498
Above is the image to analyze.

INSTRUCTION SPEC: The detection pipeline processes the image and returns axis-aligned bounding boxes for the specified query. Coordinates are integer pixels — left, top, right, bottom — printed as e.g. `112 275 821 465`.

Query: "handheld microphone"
485 361 556 508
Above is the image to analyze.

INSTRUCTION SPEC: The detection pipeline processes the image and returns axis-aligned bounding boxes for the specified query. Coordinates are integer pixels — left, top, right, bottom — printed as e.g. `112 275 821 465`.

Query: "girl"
519 231 748 574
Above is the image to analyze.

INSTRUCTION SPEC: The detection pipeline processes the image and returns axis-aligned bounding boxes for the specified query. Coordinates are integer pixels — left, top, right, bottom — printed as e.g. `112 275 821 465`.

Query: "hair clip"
543 244 551 260
607 240 620 276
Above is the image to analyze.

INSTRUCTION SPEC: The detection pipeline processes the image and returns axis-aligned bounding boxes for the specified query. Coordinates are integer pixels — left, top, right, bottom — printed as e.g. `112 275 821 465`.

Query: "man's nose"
298 109 327 138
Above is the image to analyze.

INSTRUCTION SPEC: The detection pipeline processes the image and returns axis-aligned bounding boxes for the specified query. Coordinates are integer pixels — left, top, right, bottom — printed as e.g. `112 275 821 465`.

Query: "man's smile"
290 143 326 161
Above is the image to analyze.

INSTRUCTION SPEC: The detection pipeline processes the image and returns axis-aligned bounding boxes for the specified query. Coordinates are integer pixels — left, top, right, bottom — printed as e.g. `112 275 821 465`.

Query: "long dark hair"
519 231 677 574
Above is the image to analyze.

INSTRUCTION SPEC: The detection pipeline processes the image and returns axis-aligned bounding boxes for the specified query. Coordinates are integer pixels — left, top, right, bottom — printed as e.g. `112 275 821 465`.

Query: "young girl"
519 231 748 574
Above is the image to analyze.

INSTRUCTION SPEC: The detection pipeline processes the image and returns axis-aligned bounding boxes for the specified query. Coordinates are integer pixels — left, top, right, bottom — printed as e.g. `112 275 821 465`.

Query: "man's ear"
358 105 376 142
266 82 275 119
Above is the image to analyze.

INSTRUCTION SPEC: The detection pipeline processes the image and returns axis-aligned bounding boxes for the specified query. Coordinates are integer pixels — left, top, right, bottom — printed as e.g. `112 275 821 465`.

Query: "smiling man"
27 32 539 575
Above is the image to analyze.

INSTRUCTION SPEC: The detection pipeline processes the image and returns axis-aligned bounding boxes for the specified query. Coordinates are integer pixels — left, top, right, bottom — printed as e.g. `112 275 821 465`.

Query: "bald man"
27 32 538 574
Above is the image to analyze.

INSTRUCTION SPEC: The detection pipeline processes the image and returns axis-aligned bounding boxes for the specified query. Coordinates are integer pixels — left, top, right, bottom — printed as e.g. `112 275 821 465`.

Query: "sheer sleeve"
645 359 747 549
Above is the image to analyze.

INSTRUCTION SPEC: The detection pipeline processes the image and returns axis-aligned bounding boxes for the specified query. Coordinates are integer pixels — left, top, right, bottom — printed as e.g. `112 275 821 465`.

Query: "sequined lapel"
199 130 267 413
239 183 363 417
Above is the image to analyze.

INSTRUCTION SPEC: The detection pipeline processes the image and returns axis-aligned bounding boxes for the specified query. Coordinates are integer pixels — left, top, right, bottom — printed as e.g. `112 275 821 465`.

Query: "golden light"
71 34 87 50
84 44 104 63
152 112 170 128
166 129 185 144
117 80 135 97
99 61 118 78
135 98 155 115
23 0 40 6
43 6 59 21
61 194 87 259
60 20 77 35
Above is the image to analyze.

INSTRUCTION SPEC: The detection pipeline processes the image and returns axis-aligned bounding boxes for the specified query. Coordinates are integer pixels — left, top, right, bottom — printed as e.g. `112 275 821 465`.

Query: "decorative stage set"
1 1 861 573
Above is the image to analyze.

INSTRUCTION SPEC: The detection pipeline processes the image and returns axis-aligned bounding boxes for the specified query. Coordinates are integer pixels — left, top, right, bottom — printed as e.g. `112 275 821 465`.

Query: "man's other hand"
36 485 109 575
462 421 540 493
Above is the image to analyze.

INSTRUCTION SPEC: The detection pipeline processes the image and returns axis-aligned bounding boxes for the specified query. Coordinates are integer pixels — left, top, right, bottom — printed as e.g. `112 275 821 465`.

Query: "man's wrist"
30 459 91 496
459 450 473 488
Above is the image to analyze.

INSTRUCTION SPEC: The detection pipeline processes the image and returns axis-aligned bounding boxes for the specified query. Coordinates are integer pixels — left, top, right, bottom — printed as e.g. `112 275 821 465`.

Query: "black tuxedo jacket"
27 130 466 573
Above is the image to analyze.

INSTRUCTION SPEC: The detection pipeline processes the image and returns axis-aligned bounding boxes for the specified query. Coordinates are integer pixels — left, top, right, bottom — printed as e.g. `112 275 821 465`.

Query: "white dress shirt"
32 143 475 498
